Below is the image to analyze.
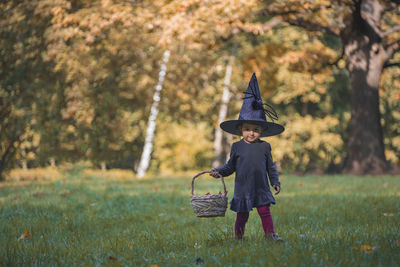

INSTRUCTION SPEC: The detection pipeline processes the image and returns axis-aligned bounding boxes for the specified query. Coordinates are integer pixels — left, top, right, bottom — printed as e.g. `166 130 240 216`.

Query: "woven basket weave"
190 170 228 217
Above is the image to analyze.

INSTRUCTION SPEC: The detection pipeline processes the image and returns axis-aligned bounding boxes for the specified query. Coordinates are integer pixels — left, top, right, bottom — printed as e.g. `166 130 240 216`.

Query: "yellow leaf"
360 245 372 254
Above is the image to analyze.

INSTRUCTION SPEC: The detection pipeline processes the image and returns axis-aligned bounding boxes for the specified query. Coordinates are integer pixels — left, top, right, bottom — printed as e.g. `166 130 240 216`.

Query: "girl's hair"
237 122 266 132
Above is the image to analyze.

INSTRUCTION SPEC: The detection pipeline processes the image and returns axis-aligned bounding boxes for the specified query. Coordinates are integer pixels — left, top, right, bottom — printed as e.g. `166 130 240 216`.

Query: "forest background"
1 0 400 180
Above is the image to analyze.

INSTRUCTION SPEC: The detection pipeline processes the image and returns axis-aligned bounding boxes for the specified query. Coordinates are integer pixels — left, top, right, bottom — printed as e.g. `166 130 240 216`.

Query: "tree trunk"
136 50 170 178
342 0 388 174
21 149 28 170
49 157 56 167
212 47 236 168
101 161 106 171
0 135 18 181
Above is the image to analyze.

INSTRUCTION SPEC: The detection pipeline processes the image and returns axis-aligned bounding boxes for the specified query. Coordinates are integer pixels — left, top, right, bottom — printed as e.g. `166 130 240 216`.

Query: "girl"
210 73 284 241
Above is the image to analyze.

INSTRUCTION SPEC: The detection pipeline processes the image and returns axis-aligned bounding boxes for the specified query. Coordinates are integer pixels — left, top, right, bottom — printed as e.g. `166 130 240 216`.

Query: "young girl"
210 73 284 241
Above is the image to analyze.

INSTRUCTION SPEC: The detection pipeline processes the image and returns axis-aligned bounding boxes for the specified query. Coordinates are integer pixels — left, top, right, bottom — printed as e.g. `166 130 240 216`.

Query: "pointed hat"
220 73 284 137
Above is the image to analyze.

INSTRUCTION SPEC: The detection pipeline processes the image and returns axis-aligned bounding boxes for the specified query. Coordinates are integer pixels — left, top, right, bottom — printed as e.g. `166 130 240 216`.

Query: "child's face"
241 123 262 143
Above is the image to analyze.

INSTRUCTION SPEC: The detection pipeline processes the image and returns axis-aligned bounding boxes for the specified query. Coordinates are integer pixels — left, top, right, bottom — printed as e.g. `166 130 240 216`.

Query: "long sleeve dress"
215 139 280 212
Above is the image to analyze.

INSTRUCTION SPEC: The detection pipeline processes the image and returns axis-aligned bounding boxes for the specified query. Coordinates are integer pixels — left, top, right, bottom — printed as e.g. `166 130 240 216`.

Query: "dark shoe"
268 233 283 242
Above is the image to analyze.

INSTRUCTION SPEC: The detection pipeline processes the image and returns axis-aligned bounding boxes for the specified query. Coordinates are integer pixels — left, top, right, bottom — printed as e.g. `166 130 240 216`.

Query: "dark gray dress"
215 139 280 212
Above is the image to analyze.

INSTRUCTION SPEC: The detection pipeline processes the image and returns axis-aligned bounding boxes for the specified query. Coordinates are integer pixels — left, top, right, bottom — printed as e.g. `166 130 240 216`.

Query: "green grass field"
1 169 400 266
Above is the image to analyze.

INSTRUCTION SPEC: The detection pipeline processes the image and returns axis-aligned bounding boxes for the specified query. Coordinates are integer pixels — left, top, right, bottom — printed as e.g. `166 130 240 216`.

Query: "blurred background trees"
1 0 399 180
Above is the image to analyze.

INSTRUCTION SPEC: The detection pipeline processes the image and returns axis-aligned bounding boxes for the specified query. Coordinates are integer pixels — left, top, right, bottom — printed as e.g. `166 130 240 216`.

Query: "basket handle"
191 170 227 196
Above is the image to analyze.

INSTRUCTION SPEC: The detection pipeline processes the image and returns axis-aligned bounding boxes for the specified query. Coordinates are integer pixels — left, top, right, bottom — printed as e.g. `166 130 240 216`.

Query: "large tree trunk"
342 0 388 174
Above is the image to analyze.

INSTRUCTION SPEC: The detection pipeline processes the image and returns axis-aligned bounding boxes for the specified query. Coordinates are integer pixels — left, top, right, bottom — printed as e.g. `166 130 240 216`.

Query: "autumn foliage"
1 0 399 177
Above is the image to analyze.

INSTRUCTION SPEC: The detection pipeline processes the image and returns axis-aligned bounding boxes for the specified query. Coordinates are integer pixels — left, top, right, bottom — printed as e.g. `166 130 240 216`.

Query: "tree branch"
261 5 334 17
382 25 400 37
383 62 400 69
285 18 340 37
360 0 386 38
384 1 400 12
384 39 400 60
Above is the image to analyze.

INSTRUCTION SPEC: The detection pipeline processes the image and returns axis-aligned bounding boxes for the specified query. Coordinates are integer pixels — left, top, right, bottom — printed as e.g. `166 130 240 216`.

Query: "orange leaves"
360 245 372 254
360 245 379 254
18 231 31 240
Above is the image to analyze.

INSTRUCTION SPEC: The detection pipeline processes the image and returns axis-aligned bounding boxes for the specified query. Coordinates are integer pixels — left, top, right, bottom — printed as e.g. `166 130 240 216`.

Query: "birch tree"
213 46 236 168
137 50 170 178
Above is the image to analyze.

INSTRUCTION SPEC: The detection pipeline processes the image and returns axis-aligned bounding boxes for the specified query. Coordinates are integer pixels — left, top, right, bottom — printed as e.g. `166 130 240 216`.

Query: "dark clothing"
215 139 280 212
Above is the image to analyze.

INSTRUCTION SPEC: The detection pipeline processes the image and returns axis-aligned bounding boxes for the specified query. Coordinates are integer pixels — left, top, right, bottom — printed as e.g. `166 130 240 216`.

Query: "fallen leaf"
205 192 210 195
108 256 117 261
383 213 394 217
14 194 20 200
152 187 158 193
360 245 379 254
396 240 400 247
383 182 388 188
18 231 31 240
360 245 372 254
298 183 303 187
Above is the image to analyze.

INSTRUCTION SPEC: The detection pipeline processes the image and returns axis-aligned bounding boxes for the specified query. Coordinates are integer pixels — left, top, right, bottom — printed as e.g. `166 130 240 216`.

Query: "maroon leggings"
234 205 274 239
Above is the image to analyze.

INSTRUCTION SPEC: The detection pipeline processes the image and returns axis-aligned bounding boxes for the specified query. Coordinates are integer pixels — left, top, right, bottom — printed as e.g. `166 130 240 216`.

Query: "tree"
0 0 57 179
137 50 170 178
213 45 236 168
43 0 164 169
260 0 400 174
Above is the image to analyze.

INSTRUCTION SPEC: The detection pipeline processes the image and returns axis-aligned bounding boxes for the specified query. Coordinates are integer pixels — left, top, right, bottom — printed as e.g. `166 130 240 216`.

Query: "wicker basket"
190 170 228 217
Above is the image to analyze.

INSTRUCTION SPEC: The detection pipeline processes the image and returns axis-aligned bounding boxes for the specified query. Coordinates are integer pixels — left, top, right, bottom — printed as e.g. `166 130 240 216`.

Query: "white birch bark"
21 149 28 170
212 49 236 168
137 50 170 178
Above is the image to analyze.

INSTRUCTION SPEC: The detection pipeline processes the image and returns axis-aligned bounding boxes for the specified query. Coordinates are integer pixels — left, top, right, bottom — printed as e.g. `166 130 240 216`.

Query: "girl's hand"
273 185 280 195
209 169 221 179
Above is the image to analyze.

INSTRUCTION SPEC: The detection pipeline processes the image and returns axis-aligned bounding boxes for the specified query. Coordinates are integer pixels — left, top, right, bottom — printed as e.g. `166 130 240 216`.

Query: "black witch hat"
220 73 284 137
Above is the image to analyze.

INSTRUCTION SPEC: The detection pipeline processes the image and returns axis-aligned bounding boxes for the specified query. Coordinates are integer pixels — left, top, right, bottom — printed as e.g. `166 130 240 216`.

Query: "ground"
1 169 399 266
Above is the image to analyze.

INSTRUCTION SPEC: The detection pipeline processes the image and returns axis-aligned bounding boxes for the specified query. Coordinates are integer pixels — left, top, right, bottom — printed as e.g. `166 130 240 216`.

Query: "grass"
1 169 400 266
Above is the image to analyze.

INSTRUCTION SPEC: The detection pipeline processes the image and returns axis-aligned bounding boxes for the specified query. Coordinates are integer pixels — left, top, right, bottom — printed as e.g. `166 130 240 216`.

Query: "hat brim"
220 120 284 137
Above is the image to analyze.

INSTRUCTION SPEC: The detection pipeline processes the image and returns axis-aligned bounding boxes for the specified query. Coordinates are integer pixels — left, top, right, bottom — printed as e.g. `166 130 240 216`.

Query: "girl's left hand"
273 185 280 195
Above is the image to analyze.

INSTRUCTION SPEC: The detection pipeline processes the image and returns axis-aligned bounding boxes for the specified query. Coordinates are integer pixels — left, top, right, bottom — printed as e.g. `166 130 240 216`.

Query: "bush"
5 167 62 182
82 169 136 179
